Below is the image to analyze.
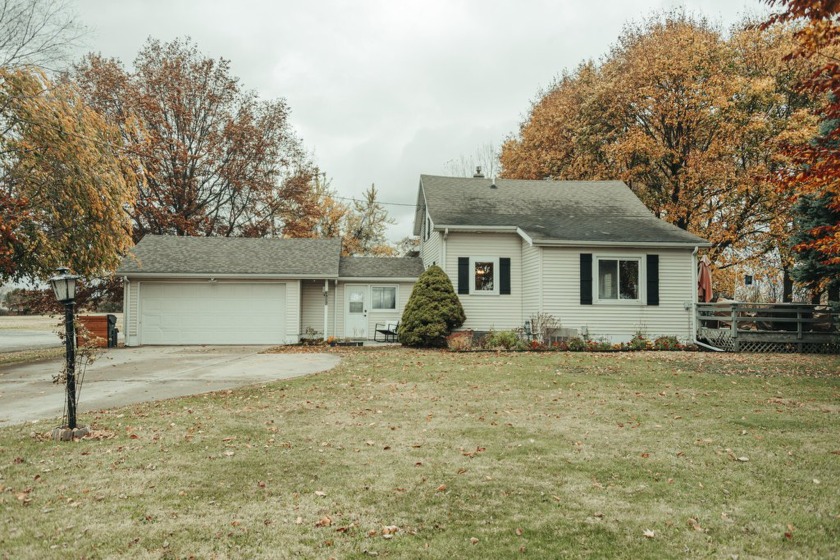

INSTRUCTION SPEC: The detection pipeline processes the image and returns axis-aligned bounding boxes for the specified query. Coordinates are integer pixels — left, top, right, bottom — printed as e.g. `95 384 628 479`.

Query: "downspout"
441 227 448 270
691 246 723 352
323 280 329 341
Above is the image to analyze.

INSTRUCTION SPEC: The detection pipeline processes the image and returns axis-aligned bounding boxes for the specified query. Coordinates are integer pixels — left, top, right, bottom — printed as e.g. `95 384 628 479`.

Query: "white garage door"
139 282 286 345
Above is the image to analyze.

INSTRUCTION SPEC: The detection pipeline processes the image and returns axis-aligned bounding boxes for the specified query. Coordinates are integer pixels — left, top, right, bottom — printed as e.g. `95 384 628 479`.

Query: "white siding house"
413 174 711 343
117 236 423 346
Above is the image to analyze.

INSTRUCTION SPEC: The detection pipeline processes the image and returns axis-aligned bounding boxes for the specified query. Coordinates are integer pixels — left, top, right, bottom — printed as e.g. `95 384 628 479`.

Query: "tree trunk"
828 283 839 303
782 267 794 303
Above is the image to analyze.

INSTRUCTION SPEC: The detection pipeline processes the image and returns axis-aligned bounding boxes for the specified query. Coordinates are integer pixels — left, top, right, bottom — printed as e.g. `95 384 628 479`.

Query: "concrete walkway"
0 346 340 426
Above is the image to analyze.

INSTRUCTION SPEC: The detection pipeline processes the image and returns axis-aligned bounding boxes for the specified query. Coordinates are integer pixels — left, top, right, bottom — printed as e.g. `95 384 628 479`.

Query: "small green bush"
628 333 651 351
567 337 586 351
485 330 519 350
399 265 466 347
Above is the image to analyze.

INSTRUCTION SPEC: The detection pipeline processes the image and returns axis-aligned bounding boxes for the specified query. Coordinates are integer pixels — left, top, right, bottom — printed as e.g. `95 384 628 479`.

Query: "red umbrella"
697 255 713 303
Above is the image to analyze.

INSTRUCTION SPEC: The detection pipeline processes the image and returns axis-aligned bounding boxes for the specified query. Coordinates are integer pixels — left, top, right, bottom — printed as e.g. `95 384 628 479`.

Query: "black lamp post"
49 267 79 429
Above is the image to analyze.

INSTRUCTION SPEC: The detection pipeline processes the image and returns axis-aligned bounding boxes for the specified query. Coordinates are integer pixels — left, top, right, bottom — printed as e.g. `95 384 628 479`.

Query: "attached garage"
118 236 342 346
139 282 286 345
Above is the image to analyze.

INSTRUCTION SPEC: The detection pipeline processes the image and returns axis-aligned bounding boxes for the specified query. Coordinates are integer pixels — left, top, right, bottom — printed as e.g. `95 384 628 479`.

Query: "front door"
345 285 367 339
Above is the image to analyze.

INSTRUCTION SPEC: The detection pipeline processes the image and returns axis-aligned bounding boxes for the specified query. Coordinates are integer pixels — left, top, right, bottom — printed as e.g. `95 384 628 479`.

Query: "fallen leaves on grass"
382 525 399 539
643 529 655 539
315 515 332 528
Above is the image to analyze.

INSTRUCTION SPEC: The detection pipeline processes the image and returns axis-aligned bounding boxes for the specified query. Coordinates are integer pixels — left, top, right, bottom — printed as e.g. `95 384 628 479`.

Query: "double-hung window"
370 286 397 310
472 257 499 295
596 258 640 302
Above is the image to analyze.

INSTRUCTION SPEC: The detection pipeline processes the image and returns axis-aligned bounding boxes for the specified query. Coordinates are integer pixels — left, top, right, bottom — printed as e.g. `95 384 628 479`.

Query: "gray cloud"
75 0 761 241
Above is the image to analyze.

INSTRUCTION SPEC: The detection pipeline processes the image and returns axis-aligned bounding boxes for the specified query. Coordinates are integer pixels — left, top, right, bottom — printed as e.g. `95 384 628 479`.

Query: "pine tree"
790 192 840 301
398 266 465 347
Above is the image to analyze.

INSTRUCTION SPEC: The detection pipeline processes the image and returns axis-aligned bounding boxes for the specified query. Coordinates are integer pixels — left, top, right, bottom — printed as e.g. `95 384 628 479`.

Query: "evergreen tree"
398 265 465 347
790 192 840 301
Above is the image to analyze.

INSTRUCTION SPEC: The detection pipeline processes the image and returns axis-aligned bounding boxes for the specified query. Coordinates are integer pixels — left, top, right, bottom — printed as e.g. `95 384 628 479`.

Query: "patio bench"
374 321 399 343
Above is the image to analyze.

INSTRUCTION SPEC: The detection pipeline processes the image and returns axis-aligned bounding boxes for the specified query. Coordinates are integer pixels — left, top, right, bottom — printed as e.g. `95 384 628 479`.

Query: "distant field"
0 315 61 331
0 314 123 331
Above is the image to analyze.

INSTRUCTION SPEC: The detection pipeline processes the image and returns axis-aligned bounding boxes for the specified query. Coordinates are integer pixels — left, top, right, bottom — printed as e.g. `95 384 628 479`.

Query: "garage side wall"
300 280 336 338
125 280 139 346
285 280 301 344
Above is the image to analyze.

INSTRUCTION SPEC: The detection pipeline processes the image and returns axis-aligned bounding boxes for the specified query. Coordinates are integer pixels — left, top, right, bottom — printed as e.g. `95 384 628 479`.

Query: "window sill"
594 299 643 305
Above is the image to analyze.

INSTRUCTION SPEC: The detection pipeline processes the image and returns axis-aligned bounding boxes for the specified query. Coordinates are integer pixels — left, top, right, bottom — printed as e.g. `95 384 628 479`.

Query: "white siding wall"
421 230 442 268
284 280 301 343
542 247 694 342
445 232 523 331
300 280 336 338
332 281 416 338
126 280 139 346
334 282 345 337
521 242 541 319
363 282 414 337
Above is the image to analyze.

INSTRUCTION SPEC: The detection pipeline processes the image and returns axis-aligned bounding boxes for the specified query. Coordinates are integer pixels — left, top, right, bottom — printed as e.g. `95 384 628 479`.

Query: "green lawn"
1 349 838 559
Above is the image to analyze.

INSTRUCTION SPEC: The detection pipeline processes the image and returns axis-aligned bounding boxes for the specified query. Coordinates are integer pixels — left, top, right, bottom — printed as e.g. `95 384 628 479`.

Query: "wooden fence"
696 302 840 353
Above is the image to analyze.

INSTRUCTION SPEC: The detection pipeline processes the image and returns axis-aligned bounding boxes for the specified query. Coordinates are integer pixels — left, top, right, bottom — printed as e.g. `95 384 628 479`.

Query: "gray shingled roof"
416 175 709 245
339 257 425 279
117 235 342 276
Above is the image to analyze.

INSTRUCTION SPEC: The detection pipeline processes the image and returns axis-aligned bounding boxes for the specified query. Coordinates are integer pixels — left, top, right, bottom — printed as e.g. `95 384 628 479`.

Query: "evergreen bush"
398 265 466 347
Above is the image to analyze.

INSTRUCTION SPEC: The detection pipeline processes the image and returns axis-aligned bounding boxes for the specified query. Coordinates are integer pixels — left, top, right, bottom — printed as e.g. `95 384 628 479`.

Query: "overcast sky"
74 0 767 241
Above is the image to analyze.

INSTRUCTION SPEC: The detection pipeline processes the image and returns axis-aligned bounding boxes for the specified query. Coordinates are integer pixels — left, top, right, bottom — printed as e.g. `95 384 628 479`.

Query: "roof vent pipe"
473 166 484 178
490 176 497 189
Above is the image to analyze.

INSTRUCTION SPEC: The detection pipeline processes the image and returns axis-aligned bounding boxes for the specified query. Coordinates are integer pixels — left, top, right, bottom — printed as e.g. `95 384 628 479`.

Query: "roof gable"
417 175 709 246
117 235 342 276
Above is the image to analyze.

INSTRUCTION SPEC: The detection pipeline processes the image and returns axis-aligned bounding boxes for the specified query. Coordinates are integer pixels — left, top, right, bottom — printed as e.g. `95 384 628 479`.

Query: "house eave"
121 272 337 280
338 277 420 282
531 239 713 248
433 225 521 233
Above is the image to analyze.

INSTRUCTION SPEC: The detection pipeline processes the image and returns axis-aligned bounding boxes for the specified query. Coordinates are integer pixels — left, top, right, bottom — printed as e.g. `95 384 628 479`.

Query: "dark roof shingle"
339 257 424 278
117 235 342 276
417 175 709 245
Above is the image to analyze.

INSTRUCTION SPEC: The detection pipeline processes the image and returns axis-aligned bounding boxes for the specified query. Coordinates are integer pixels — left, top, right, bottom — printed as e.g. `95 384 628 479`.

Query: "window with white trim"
370 286 397 310
471 257 499 295
596 257 640 301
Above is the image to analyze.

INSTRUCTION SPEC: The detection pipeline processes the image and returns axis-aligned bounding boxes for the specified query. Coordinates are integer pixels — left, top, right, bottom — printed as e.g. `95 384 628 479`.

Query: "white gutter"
435 225 519 233
517 228 534 246
431 224 710 249
121 273 337 280
691 246 724 352
533 239 713 249
337 277 420 283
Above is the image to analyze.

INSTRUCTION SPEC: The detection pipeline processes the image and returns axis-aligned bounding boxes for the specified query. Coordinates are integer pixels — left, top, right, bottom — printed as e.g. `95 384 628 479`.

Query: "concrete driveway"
0 346 340 426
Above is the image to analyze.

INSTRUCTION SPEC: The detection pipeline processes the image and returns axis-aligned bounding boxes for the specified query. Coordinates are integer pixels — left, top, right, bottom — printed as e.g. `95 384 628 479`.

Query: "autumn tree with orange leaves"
0 68 135 281
73 38 317 242
500 13 822 296
763 1 840 299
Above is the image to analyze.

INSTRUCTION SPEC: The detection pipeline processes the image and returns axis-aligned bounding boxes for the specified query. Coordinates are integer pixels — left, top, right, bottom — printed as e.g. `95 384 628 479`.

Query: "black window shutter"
500 258 511 295
646 254 659 306
580 253 593 305
458 257 469 294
